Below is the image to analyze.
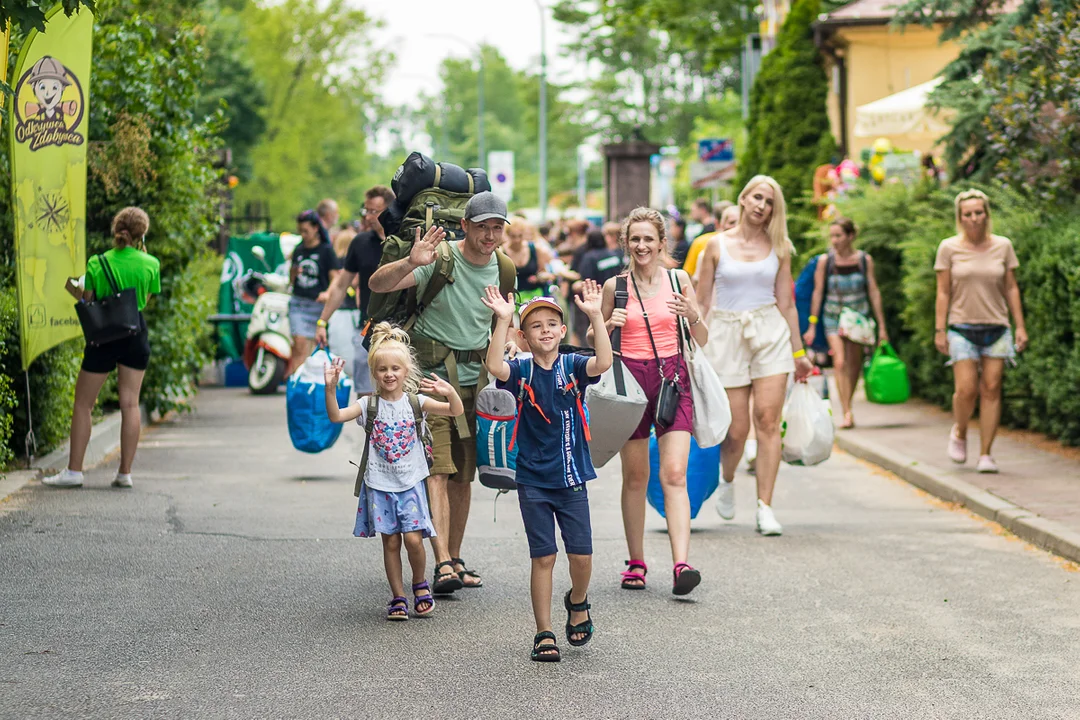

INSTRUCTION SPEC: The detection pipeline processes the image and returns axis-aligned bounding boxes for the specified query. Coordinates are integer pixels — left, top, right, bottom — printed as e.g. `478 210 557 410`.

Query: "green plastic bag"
863 342 910 404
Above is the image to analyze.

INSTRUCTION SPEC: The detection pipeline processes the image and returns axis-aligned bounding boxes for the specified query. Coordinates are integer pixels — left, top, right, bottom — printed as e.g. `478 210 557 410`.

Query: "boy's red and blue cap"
518 296 564 325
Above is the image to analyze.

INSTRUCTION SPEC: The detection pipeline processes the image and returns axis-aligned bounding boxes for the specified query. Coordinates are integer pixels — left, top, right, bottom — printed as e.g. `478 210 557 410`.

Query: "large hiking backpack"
364 153 510 346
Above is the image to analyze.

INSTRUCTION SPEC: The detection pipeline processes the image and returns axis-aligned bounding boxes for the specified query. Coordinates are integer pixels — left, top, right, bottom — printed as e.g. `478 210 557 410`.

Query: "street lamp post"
536 0 548 222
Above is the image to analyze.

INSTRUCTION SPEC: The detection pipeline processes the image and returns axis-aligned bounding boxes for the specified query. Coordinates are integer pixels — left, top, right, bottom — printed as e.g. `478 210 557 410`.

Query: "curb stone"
0 409 129 504
836 433 1080 566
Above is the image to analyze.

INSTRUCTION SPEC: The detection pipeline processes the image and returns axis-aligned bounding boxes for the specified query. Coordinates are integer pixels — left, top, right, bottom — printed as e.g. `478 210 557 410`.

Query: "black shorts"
81 328 151 374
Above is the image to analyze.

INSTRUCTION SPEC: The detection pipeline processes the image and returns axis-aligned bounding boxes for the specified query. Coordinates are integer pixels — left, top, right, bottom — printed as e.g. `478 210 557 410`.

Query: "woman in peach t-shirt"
934 189 1027 474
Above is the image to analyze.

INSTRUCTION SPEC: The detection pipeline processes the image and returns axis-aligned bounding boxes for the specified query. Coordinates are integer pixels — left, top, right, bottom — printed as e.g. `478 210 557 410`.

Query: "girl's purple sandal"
387 596 409 621
412 581 435 617
620 559 648 590
672 562 701 596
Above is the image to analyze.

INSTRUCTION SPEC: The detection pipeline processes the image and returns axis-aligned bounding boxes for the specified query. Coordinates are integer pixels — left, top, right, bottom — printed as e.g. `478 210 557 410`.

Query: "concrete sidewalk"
831 382 1080 565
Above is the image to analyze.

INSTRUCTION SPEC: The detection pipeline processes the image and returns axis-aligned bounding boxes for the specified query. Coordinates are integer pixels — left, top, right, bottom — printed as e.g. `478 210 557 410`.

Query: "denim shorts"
288 296 324 339
947 326 1015 366
517 483 593 558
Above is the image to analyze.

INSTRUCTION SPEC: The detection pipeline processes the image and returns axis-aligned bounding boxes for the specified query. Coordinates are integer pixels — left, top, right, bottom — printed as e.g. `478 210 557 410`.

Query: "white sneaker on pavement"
112 473 133 488
976 455 999 474
715 480 735 520
42 469 84 488
756 499 782 536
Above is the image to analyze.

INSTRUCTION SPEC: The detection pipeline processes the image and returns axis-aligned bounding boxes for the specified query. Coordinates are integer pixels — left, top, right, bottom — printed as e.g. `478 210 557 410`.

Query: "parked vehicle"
242 246 292 394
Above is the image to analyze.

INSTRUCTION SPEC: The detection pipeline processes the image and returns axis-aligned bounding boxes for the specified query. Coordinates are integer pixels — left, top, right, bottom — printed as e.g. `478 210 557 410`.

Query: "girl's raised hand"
323 357 346 385
481 284 515 321
574 278 603 316
419 373 453 398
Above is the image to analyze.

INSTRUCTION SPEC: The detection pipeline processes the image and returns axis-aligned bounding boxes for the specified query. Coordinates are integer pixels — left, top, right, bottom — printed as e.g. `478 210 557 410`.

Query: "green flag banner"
10 4 93 370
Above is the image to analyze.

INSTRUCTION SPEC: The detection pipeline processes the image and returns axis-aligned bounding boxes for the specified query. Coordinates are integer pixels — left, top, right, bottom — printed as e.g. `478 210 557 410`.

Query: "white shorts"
704 303 795 388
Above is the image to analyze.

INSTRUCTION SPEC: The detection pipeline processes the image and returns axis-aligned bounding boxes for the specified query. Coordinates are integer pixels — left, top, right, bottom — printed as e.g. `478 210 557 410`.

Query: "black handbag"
75 254 142 347
630 271 682 428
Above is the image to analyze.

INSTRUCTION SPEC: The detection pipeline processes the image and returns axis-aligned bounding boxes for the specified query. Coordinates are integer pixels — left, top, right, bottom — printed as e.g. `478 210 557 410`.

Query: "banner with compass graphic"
10 4 93 369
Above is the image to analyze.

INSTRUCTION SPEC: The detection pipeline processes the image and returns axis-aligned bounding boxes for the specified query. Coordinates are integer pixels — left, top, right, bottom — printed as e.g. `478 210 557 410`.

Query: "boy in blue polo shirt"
482 281 612 663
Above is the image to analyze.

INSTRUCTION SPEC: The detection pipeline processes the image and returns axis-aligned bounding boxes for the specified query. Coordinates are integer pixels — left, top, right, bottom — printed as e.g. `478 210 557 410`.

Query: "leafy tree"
416 46 594 209
552 0 750 144
893 0 1076 185
736 0 836 222
1 0 94 35
229 0 390 227
196 0 267 182
980 6 1080 203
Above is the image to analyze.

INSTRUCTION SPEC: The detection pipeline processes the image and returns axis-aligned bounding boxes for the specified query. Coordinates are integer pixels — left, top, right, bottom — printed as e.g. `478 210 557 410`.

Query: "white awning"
854 78 951 138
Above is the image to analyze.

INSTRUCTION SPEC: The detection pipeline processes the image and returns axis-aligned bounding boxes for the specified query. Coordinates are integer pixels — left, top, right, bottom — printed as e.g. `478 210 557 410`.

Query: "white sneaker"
112 473 133 488
715 480 735 520
756 499 783 536
42 469 84 488
744 440 757 475
976 455 999 474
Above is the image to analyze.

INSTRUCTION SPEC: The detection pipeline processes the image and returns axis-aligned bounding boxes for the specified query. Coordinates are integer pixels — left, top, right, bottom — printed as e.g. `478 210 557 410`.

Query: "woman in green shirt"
44 207 161 490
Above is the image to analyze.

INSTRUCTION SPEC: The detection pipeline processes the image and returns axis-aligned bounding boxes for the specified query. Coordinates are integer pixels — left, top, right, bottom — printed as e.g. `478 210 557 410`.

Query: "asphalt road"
2 388 1078 719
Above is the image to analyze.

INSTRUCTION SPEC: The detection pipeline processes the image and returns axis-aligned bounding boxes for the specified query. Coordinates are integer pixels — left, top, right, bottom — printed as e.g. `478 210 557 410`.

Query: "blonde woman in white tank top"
695 176 814 536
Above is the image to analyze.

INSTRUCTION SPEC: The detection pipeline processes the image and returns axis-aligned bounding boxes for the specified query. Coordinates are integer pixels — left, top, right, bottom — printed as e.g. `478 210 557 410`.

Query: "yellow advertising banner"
10 5 93 370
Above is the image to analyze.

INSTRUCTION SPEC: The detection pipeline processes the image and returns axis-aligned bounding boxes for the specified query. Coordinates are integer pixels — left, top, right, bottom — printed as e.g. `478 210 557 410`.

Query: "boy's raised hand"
419 373 453 398
323 357 346 385
481 284 515 322
574 278 603 317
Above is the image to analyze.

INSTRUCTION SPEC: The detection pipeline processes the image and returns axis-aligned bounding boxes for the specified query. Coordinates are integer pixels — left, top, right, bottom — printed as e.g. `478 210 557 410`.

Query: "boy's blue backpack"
646 430 720 519
287 349 352 453
475 354 589 493
794 254 830 355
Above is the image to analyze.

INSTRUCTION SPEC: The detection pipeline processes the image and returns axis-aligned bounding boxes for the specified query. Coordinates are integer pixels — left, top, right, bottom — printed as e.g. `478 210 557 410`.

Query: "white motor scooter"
242 246 292 394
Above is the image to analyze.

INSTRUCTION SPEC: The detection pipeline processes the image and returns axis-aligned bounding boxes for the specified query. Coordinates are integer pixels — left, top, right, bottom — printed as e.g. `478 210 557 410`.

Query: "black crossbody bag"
75 254 142 347
630 271 682 428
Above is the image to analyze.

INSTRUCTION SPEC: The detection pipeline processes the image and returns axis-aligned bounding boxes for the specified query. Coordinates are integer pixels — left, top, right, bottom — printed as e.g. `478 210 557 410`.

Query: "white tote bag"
671 271 731 448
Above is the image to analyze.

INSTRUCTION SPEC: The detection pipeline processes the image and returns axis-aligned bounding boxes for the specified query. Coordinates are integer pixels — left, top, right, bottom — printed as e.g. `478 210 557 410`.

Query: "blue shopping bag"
287 348 352 453
646 431 720 519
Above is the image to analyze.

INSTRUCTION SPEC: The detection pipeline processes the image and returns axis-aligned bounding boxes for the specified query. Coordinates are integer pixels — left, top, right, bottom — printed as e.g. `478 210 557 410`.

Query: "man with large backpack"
368 191 516 595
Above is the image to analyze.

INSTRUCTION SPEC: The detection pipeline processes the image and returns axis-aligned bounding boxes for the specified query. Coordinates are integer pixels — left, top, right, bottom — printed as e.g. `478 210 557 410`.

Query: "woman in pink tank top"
590 207 709 597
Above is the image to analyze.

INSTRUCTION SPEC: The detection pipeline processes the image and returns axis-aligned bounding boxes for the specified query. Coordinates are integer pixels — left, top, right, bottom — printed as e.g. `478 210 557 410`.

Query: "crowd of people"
44 174 1026 664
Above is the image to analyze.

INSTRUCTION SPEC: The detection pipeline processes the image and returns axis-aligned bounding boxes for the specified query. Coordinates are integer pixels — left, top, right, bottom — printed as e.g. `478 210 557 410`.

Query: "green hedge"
834 183 1080 444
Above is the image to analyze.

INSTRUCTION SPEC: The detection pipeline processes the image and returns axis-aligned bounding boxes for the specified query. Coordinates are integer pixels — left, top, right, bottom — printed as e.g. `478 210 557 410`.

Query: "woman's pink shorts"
622 354 694 440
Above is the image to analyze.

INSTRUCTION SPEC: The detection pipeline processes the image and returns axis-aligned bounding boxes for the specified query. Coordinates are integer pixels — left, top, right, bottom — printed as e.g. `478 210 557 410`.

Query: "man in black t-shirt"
315 185 395 390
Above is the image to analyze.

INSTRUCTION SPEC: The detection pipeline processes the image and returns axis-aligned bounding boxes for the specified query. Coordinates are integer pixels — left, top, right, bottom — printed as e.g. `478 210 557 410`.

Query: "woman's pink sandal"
621 559 648 590
672 562 701 596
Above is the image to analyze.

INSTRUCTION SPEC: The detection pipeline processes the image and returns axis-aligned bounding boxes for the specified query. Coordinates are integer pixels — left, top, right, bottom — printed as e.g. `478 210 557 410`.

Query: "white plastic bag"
686 343 731 448
781 383 834 466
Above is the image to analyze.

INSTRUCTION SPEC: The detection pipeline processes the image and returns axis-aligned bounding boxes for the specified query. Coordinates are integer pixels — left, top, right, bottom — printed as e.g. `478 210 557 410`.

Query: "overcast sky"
364 0 590 154
369 0 582 108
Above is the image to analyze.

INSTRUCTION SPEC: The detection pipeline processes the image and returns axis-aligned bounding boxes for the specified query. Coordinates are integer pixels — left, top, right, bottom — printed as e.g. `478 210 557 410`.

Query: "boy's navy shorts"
517 483 593 558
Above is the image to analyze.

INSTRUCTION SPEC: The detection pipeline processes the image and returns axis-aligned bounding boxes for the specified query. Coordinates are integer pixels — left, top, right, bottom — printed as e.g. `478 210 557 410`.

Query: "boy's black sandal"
563 590 594 647
530 631 561 662
432 560 464 595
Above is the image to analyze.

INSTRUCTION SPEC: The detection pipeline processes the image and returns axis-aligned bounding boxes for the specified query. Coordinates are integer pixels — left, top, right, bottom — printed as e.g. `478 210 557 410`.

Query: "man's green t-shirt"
412 242 503 386
86 247 162 311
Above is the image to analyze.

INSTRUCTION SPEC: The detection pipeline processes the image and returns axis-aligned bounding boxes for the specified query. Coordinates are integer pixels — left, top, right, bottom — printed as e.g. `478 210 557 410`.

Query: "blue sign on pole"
698 139 735 163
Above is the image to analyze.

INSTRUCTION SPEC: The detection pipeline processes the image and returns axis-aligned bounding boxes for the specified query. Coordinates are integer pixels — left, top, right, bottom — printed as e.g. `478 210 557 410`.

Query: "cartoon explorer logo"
13 56 86 151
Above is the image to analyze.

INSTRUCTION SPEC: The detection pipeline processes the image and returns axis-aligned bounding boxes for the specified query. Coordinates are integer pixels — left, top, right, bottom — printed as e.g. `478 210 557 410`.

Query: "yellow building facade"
816 0 960 158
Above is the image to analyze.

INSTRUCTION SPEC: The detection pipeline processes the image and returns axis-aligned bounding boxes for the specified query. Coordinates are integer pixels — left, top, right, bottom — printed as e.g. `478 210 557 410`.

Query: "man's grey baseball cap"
464 191 510 223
